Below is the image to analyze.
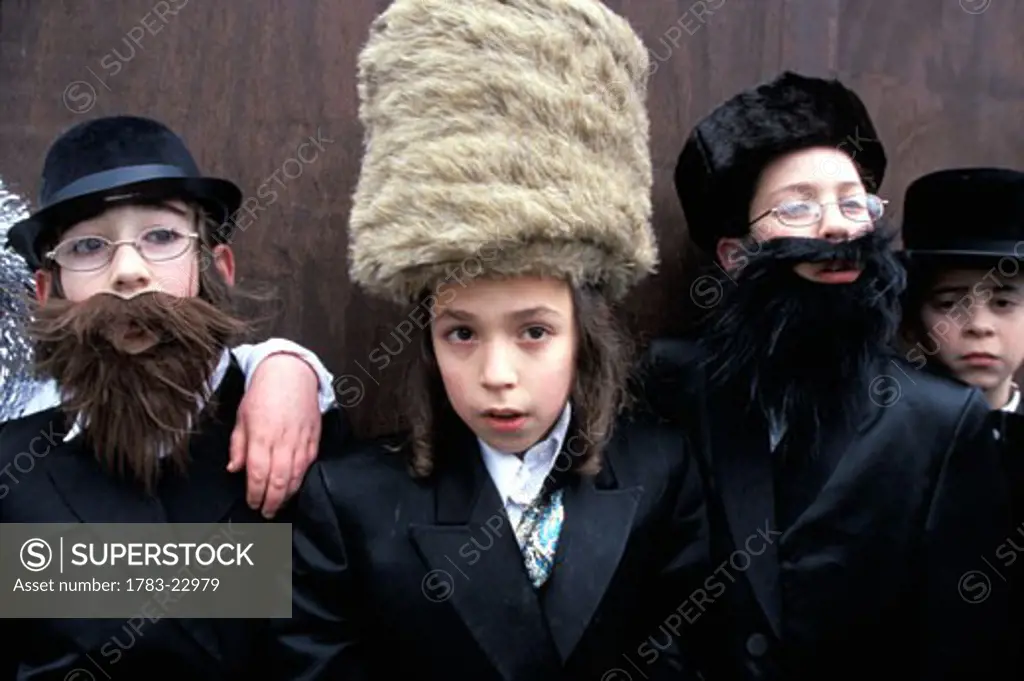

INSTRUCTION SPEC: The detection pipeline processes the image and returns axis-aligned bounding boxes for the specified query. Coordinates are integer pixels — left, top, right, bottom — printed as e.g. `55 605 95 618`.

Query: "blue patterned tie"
514 488 565 589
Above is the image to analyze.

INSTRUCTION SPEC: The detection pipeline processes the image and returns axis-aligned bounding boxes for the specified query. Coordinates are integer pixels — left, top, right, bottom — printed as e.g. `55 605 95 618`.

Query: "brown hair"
897 259 938 346
402 284 635 478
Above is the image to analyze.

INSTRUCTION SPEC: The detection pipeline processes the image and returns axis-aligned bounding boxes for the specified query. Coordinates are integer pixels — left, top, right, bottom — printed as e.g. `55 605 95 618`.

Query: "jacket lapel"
708 395 783 639
157 363 249 524
43 413 168 524
40 420 228 661
709 379 887 641
155 362 251 662
43 362 250 664
409 437 562 681
539 453 641 662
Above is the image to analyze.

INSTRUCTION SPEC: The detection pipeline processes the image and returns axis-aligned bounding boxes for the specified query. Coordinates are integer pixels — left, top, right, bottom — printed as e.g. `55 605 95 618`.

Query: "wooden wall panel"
1 0 1021 435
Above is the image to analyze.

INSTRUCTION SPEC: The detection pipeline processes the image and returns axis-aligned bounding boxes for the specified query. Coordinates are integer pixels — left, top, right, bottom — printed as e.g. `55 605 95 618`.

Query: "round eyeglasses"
750 194 887 228
45 226 201 273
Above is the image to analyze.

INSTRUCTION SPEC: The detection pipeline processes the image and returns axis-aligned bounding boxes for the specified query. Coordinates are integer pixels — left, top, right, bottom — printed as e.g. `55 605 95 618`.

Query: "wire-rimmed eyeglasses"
750 194 888 228
45 226 201 273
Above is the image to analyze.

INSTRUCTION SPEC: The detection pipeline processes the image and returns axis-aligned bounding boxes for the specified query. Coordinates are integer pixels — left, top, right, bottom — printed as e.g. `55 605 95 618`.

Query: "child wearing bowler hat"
4 116 340 516
273 1 708 679
0 115 347 680
900 167 1024 412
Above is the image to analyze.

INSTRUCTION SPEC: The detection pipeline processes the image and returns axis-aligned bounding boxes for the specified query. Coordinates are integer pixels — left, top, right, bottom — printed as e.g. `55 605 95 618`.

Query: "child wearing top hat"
639 72 1015 680
900 168 1024 665
273 1 708 679
0 115 348 680
900 167 1024 412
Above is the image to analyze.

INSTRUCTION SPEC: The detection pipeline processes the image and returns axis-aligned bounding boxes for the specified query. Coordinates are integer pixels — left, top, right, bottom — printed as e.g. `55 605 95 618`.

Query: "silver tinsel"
0 179 37 422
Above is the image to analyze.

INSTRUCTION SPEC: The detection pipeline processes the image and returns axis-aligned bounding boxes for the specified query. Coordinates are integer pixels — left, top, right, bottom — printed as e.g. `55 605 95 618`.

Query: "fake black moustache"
729 224 900 270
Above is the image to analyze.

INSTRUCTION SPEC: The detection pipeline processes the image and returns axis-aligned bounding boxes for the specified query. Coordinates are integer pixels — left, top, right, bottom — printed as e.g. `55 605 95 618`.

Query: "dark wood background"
2 0 1022 435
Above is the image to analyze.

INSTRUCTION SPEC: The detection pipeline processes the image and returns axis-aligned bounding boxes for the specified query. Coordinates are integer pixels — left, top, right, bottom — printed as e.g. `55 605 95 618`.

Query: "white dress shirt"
478 402 572 537
1002 382 1020 413
10 339 338 448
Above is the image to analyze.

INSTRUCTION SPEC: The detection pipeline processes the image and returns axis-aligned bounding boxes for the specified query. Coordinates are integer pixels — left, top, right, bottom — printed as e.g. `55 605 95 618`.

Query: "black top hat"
675 71 887 252
6 115 242 270
902 168 1024 263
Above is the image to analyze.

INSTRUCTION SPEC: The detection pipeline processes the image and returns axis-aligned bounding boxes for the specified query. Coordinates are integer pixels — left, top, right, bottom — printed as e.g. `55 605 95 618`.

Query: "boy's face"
34 199 234 303
431 275 576 455
23 198 248 490
718 147 874 283
919 268 1024 392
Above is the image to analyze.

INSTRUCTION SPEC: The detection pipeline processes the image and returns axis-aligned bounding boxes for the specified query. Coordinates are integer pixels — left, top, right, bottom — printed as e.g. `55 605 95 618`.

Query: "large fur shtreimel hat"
675 71 887 252
348 0 657 304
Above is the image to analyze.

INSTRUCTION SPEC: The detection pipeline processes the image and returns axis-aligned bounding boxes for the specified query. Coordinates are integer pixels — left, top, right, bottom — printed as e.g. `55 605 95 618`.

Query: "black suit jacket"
272 415 709 681
0 363 350 681
637 337 1015 681
993 406 1024 667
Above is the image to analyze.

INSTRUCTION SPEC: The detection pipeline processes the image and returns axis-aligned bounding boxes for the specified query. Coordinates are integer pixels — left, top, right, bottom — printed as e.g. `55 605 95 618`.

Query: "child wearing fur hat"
273 1 707 679
640 73 1014 680
0 115 347 680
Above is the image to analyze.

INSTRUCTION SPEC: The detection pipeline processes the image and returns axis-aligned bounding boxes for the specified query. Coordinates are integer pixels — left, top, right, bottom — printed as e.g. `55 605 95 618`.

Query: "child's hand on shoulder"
229 353 322 517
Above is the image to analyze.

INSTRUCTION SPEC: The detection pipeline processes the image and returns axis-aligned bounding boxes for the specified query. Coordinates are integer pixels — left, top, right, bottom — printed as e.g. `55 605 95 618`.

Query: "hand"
228 353 322 517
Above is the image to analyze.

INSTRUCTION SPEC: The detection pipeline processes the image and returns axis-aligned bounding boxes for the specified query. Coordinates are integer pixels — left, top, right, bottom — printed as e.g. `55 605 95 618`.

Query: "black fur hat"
7 116 242 271
902 167 1024 263
675 71 887 252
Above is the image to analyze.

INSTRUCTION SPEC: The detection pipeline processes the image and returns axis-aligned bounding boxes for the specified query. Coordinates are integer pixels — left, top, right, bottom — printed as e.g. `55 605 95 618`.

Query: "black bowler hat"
6 115 242 270
675 71 887 252
901 168 1024 263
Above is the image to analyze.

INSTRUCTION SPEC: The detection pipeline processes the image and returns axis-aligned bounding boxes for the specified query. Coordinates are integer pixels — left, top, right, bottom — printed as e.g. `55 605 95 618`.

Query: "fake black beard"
695 224 906 452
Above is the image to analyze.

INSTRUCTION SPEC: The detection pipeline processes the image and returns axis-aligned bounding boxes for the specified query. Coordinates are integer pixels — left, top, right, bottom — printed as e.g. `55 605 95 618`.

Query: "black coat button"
746 633 769 657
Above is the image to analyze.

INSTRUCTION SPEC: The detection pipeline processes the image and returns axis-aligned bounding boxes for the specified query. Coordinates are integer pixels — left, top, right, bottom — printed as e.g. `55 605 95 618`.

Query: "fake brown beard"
27 291 250 494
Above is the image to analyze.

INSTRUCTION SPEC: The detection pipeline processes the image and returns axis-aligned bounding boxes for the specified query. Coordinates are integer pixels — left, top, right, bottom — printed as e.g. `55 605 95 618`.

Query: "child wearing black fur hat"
641 72 1015 681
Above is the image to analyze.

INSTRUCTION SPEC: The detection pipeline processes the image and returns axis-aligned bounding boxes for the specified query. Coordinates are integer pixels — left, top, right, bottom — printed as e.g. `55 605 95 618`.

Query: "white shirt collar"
61 348 233 447
1002 382 1021 413
479 401 573 510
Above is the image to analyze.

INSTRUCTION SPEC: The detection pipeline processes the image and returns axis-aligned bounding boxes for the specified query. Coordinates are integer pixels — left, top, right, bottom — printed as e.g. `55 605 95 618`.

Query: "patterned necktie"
514 488 565 589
